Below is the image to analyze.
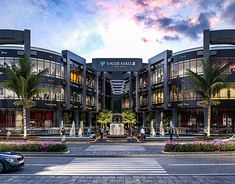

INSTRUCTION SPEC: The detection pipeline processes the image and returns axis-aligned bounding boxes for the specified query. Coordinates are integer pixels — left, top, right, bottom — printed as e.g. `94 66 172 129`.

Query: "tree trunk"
23 107 27 140
207 104 211 137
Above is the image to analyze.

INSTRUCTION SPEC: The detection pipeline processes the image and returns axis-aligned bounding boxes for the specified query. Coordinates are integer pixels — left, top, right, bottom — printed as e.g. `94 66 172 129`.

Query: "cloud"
163 35 179 41
222 1 235 24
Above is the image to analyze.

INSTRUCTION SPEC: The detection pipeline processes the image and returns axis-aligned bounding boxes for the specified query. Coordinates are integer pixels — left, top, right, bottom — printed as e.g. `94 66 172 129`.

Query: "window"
197 58 203 74
152 88 163 104
31 58 37 73
51 61 56 76
190 59 197 73
38 59 44 73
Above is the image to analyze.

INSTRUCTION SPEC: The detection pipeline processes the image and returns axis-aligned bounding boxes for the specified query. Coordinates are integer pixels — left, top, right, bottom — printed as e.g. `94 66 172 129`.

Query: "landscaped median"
164 141 235 152
0 141 68 152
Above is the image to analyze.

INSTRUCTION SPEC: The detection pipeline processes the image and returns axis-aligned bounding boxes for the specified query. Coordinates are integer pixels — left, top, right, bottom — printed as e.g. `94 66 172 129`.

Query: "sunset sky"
0 0 235 62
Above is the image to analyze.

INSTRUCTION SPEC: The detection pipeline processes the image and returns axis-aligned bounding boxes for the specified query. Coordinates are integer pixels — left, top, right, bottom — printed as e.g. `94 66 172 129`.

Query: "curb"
162 150 235 156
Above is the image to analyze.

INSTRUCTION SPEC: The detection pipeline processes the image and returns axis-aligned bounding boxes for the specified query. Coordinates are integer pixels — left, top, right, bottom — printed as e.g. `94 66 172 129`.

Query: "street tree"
0 56 48 139
122 109 137 128
97 109 112 128
187 60 231 137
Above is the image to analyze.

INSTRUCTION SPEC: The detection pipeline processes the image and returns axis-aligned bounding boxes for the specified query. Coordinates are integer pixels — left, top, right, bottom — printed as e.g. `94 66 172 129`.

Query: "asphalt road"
3 156 235 175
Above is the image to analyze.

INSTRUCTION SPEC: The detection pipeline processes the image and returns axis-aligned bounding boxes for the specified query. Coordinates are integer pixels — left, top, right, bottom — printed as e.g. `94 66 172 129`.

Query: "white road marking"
35 158 168 175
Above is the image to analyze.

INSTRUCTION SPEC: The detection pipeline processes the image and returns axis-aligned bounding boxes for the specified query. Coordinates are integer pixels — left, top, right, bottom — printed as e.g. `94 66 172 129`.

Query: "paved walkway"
1 175 234 184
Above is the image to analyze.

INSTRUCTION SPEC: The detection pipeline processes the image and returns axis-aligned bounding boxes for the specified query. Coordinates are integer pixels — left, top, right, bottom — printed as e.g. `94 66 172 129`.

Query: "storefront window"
86 95 95 106
152 88 163 104
139 95 148 106
30 110 55 128
152 67 163 84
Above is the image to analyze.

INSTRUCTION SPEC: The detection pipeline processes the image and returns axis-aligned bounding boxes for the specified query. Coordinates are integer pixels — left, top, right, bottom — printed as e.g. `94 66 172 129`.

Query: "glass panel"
44 61 50 76
38 59 44 73
56 64 61 78
183 60 189 76
61 65 65 79
31 58 37 73
190 59 197 73
5 57 14 67
178 62 183 77
197 58 203 74
51 61 56 76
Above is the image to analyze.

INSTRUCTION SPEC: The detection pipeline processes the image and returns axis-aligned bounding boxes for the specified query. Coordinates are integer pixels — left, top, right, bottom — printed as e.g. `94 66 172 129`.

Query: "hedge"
164 141 235 152
0 141 67 152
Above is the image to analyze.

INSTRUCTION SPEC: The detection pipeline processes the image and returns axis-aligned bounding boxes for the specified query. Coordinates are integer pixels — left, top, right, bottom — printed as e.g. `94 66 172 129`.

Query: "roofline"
0 45 61 56
173 45 235 56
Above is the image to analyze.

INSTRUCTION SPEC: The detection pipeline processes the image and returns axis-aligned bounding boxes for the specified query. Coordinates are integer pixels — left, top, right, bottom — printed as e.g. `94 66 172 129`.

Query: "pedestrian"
61 127 66 143
100 127 104 139
175 128 179 142
169 126 173 141
140 127 146 143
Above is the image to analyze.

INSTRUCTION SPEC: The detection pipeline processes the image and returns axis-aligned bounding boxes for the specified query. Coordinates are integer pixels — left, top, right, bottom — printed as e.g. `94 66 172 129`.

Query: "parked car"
213 135 235 143
0 152 24 173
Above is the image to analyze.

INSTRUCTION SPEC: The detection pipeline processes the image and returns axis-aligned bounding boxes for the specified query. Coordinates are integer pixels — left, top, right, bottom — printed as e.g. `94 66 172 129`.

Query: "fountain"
69 121 76 136
78 120 84 137
160 121 165 137
150 120 156 137
109 114 124 136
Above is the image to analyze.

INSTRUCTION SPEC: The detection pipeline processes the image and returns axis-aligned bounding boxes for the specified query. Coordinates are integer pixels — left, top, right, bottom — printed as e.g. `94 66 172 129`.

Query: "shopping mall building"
0 29 235 135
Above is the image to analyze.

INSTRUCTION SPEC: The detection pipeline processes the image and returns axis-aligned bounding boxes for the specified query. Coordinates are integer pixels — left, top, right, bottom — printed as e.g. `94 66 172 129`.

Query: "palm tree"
187 60 231 137
122 109 137 129
97 109 112 128
0 56 48 139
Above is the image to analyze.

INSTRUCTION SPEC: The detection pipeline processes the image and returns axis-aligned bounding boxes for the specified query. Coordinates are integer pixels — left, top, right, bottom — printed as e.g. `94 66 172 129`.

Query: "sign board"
92 58 142 71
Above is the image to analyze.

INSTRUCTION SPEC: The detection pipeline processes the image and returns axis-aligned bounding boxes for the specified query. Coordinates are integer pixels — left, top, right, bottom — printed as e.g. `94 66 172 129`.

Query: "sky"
0 0 235 63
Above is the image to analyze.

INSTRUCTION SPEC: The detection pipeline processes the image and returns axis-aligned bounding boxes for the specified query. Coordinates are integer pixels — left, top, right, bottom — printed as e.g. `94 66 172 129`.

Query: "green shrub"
164 141 235 152
0 142 67 152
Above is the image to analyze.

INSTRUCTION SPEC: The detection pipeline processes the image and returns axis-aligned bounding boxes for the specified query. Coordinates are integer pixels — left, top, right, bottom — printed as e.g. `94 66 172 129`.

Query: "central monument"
110 113 124 136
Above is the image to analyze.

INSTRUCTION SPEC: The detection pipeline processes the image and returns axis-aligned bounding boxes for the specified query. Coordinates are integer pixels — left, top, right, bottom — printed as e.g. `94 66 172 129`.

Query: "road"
1 144 235 183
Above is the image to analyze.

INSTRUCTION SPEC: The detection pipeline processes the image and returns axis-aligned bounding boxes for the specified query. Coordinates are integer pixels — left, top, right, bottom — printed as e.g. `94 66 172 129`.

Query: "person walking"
169 126 174 141
140 127 146 143
61 127 66 143
100 127 104 139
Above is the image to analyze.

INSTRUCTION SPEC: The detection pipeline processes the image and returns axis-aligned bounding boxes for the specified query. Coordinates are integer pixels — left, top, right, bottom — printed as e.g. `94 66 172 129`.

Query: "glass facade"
170 58 203 79
31 58 65 79
152 63 163 84
152 88 163 104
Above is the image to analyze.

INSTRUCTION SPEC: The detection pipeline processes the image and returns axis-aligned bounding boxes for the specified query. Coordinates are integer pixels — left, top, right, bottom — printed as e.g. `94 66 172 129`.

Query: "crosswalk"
36 158 168 175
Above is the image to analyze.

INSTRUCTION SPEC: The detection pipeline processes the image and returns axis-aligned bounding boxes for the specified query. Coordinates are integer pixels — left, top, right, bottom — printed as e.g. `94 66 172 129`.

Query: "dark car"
0 152 24 173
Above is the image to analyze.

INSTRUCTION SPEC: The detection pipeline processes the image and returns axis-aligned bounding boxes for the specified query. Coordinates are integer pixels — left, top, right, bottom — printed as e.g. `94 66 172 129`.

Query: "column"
26 109 30 129
172 108 178 127
57 107 62 128
102 72 106 109
204 108 208 128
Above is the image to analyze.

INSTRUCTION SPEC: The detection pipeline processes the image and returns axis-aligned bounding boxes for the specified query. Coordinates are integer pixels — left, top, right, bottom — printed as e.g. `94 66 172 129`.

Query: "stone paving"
1 175 235 184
